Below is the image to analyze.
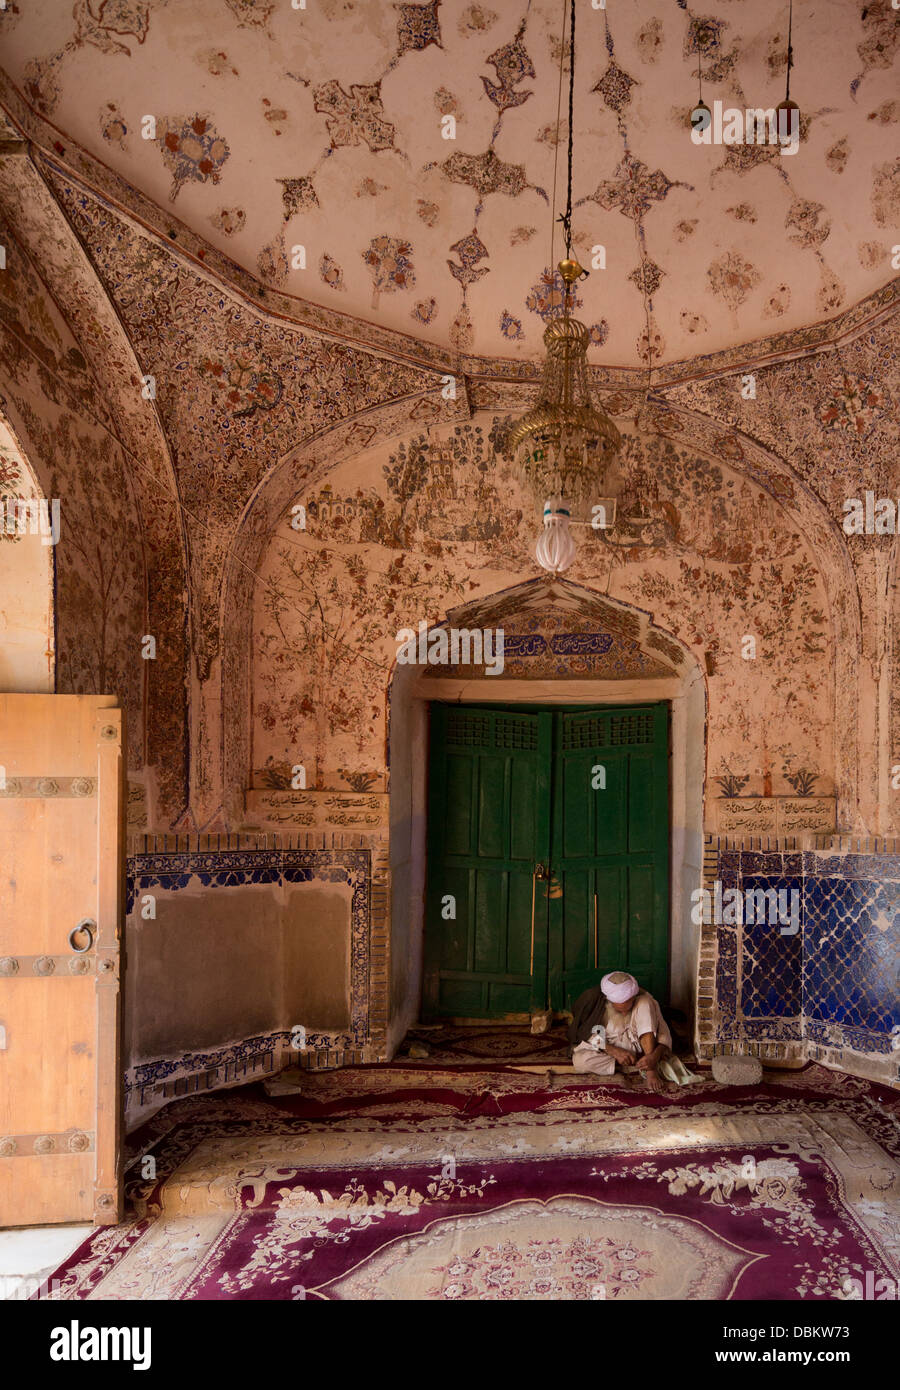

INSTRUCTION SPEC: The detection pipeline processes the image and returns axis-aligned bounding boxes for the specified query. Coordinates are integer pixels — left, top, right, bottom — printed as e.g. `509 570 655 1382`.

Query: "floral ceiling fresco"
1 0 898 366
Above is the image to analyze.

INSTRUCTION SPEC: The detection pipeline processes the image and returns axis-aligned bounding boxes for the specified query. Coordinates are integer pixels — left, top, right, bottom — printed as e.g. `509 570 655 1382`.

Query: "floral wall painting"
707 252 761 312
224 0 276 31
278 177 319 218
99 102 128 149
313 80 396 154
248 414 837 807
158 114 230 202
481 32 535 112
363 235 415 307
593 60 637 115
437 149 538 201
447 230 489 287
819 375 885 436
320 254 344 292
411 297 437 325
210 206 246 236
499 309 524 340
526 266 582 323
395 0 443 59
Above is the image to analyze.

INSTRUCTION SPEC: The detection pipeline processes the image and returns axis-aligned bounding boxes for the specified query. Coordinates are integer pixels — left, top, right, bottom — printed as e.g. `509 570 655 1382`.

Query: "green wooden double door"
423 703 669 1020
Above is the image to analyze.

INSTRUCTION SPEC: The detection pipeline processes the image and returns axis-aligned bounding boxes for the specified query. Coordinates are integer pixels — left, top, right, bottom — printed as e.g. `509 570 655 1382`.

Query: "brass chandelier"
508 0 621 523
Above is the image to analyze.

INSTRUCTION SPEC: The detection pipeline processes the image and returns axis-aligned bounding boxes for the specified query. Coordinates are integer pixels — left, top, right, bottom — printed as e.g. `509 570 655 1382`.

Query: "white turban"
601 971 640 1004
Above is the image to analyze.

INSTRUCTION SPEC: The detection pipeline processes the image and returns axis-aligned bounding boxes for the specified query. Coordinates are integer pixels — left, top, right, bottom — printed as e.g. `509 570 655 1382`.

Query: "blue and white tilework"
711 848 899 1062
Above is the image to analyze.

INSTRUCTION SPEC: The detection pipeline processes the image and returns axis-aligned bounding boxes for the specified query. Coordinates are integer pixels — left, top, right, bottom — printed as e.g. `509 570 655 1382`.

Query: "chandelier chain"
563 0 575 260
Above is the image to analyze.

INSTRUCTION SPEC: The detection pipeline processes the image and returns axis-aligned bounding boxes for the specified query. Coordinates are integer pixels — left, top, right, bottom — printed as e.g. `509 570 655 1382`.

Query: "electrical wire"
548 0 568 273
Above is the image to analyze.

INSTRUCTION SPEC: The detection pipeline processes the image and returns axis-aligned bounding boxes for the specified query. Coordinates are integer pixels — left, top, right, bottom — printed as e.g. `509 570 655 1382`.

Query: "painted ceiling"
1 0 898 368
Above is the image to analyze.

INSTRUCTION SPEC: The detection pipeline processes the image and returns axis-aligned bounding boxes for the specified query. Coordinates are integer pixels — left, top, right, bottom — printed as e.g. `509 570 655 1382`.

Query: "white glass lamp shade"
535 498 576 574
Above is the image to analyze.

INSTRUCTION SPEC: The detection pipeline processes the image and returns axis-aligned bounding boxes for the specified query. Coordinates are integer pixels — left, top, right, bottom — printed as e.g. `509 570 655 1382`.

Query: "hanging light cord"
548 0 567 269
557 0 576 261
785 0 794 101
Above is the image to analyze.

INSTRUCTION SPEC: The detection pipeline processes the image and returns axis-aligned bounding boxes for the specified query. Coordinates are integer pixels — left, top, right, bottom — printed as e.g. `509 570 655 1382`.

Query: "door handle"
530 864 550 978
68 920 95 954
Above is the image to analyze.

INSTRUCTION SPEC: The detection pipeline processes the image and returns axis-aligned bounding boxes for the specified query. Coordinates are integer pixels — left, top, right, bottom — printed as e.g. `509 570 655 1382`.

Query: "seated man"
568 970 672 1093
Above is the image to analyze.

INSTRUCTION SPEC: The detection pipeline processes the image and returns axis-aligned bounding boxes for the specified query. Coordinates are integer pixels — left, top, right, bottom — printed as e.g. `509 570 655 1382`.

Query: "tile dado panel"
698 838 900 1083
123 838 389 1120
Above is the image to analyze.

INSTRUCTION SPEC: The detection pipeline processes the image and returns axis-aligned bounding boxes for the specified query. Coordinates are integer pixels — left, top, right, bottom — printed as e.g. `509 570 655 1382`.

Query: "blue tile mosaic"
710 848 899 1058
803 877 899 1036
739 875 802 1018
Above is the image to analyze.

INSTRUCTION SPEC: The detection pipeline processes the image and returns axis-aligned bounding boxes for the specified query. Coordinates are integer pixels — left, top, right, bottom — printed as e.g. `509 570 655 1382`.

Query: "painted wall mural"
668 316 900 835
41 166 454 698
250 414 834 803
0 153 191 822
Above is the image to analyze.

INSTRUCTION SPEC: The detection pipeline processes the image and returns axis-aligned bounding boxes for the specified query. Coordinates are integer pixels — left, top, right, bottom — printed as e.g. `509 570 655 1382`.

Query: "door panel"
592 753 628 855
423 705 550 1019
425 702 668 1021
0 695 124 1227
549 705 669 1010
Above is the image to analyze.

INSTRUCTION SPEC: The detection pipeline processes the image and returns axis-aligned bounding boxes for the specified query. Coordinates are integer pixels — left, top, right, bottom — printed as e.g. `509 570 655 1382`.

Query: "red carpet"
36 1063 900 1300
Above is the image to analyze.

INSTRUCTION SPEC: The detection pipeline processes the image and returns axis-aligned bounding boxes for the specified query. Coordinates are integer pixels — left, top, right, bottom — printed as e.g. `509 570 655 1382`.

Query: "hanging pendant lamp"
690 28 710 134
508 0 621 528
775 0 800 144
535 497 577 574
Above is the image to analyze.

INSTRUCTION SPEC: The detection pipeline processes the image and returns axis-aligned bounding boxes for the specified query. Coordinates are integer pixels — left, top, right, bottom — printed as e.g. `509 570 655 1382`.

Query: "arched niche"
387 578 706 1054
0 414 54 692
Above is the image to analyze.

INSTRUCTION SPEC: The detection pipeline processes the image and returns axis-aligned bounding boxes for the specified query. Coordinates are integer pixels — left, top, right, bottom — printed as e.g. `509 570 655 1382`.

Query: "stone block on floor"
711 1053 764 1085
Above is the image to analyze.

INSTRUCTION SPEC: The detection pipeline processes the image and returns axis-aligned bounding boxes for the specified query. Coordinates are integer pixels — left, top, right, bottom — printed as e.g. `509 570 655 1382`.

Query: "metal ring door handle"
68 920 95 954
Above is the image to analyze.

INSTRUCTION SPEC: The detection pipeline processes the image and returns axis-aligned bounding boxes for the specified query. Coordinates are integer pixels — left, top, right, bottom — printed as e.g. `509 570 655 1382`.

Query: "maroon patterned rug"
399 1023 573 1065
37 1065 900 1300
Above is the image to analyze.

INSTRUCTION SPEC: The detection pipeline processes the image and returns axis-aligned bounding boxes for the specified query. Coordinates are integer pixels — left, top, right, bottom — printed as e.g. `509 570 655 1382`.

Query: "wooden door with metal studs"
0 694 125 1227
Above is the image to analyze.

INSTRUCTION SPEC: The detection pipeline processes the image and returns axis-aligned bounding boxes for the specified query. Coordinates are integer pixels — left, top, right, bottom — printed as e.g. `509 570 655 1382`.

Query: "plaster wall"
123 869 353 1110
